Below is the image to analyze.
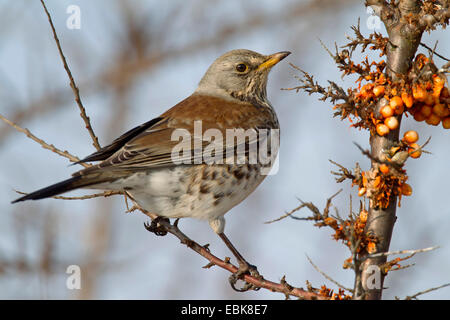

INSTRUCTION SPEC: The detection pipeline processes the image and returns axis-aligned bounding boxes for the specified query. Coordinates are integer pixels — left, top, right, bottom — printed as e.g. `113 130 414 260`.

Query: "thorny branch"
343 19 389 55
287 0 450 300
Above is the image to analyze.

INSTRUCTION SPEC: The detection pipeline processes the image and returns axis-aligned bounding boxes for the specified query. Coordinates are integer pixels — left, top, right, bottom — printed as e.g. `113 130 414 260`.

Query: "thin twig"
420 42 450 62
362 245 439 261
264 203 309 224
405 283 450 300
0 114 90 168
306 254 353 292
39 0 101 151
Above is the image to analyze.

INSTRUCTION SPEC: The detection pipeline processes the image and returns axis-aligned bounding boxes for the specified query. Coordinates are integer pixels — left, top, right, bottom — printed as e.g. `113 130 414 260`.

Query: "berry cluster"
356 54 450 136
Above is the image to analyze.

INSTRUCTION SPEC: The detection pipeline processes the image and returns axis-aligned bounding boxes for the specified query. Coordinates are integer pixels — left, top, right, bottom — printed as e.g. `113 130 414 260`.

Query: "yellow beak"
257 51 291 71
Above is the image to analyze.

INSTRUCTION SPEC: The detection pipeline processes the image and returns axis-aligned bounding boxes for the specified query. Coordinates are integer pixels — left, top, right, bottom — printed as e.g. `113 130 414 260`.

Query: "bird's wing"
75 117 165 164
76 94 278 176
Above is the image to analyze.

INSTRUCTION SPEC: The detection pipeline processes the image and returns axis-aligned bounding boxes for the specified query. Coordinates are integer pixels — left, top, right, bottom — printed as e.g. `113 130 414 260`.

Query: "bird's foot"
144 216 170 236
228 261 262 292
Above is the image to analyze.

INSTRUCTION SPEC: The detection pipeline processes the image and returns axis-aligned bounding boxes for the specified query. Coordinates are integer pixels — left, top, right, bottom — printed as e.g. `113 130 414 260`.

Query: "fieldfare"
12 49 290 288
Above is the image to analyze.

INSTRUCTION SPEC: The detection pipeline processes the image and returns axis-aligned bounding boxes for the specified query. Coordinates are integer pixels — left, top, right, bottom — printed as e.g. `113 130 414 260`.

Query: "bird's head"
196 49 291 106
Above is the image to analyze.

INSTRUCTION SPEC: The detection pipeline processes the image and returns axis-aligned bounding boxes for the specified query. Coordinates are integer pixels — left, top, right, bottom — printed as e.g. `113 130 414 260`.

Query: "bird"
12 49 290 288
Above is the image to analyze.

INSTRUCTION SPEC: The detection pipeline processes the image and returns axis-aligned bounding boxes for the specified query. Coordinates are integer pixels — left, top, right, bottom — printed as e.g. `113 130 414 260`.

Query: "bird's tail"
12 175 105 203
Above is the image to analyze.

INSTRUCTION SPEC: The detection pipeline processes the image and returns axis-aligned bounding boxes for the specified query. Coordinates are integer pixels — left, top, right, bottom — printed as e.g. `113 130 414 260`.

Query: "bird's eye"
235 63 248 73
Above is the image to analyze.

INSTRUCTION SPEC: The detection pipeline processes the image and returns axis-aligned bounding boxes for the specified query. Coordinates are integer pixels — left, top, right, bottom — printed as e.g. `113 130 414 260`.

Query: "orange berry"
379 164 390 174
433 74 445 97
373 85 385 97
425 93 435 106
367 242 377 254
380 105 394 118
420 105 433 117
442 117 450 129
384 116 399 130
413 85 427 102
358 187 366 197
377 73 387 85
394 104 404 115
433 103 450 118
401 92 414 108
390 96 404 115
361 83 374 94
403 130 419 144
441 87 449 99
359 210 368 223
426 113 441 126
390 96 403 108
376 123 390 136
408 143 422 159
401 183 412 196
413 111 426 122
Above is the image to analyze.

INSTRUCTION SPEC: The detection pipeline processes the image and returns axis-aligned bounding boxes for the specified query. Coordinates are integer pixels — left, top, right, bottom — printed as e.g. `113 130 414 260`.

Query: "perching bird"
12 49 290 285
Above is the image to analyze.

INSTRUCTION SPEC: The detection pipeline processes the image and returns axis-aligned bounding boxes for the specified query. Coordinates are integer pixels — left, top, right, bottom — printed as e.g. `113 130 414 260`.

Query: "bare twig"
306 254 353 292
266 190 342 224
405 283 450 300
0 114 90 168
264 202 310 224
39 0 101 151
419 42 450 62
362 245 439 261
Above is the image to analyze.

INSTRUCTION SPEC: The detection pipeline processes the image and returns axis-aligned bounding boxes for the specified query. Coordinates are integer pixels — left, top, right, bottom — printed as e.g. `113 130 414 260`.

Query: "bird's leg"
144 216 170 236
218 232 262 292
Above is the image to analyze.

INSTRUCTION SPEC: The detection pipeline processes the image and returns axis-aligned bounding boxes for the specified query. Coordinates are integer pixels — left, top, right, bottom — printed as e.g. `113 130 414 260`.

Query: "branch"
419 42 450 62
140 210 326 300
405 283 450 300
361 245 439 261
0 113 90 168
265 189 342 224
306 254 353 292
39 0 101 151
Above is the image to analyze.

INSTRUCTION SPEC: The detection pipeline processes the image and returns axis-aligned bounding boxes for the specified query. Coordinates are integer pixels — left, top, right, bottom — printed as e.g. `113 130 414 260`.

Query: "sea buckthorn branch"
267 190 373 299
343 21 389 55
329 160 358 183
360 0 448 300
288 0 449 300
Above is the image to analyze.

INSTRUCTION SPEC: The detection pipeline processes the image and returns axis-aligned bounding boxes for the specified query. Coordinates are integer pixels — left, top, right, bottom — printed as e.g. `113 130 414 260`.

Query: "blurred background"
0 0 449 299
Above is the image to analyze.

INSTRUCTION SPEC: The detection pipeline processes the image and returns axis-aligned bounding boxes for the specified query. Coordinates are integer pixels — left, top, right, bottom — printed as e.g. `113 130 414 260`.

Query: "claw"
143 217 169 236
228 262 262 292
